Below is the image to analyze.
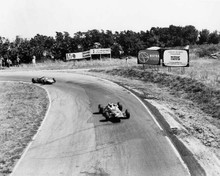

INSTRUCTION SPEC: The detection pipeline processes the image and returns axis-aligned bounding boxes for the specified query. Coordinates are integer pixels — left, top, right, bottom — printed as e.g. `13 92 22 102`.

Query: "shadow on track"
93 111 129 123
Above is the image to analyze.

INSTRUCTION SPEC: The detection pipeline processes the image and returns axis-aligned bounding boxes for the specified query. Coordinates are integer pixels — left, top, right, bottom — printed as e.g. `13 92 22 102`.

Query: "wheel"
98 104 103 114
104 111 110 119
117 102 123 111
32 78 36 83
112 117 121 123
125 109 130 119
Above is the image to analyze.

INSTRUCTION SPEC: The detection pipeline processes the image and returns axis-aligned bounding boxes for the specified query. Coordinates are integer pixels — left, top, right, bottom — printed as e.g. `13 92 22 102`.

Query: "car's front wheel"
117 102 123 111
111 117 121 123
104 111 110 119
98 104 103 114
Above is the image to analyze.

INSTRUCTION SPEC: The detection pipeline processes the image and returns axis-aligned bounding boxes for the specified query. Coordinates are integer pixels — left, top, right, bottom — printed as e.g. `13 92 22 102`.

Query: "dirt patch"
0 82 49 175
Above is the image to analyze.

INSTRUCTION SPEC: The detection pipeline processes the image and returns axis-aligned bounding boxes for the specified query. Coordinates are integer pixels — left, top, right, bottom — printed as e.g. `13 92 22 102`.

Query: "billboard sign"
66 53 77 61
82 50 91 58
90 48 111 55
66 48 111 61
66 51 91 61
137 50 160 65
163 49 189 67
66 52 83 60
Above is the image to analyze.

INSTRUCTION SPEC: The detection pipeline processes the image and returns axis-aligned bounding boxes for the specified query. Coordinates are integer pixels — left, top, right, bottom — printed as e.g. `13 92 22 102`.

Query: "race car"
32 76 56 85
98 102 130 123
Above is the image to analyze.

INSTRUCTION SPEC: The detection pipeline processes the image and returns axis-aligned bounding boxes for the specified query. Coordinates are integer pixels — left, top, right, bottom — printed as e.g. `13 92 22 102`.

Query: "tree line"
0 25 219 64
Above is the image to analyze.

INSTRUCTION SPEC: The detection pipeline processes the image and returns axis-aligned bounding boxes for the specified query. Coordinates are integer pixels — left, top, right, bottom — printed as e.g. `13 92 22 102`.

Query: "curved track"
0 71 189 176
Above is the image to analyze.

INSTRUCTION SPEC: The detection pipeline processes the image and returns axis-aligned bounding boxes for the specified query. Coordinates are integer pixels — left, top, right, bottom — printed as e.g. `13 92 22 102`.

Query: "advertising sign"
138 50 160 65
66 48 111 61
66 53 76 61
82 50 91 58
163 49 189 67
66 52 83 60
90 48 111 55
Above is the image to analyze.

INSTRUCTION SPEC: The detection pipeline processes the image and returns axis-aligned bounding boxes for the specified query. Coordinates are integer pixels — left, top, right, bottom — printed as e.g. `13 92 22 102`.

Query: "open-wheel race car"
32 76 56 85
98 102 130 123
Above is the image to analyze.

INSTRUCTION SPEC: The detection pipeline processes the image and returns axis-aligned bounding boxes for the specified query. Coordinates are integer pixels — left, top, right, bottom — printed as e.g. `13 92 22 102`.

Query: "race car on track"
32 76 56 85
98 102 130 123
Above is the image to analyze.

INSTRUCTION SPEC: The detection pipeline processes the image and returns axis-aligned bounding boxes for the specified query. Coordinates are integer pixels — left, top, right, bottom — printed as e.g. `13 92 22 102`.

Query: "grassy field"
18 57 137 70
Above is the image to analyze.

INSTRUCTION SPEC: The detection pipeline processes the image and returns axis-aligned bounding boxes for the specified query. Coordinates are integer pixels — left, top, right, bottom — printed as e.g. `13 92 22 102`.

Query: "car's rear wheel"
117 102 123 111
104 111 110 119
125 109 130 119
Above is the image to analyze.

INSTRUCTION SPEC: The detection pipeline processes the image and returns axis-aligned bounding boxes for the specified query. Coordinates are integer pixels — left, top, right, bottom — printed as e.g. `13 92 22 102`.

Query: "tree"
18 39 32 63
182 25 198 45
198 29 210 44
139 30 150 48
148 27 160 46
111 42 123 58
0 37 10 58
168 25 183 46
73 31 87 52
116 30 145 56
52 32 73 60
158 27 170 47
208 31 220 44
99 30 115 48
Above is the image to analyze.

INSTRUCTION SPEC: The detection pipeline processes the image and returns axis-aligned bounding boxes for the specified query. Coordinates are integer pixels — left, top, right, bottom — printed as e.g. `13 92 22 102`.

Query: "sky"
0 0 220 40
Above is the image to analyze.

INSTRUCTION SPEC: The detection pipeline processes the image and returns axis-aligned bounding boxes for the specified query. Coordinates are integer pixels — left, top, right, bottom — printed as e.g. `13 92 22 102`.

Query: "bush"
196 44 220 57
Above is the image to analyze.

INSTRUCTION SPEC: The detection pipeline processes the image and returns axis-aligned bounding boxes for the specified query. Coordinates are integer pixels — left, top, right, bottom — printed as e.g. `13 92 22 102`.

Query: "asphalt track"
0 71 190 176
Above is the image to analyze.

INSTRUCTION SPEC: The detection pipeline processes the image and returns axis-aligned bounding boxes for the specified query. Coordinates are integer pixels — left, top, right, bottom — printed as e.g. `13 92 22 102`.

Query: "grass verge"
0 82 49 175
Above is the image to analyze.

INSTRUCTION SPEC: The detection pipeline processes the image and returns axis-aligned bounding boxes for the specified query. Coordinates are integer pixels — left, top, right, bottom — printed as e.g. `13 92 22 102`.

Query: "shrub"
196 44 220 57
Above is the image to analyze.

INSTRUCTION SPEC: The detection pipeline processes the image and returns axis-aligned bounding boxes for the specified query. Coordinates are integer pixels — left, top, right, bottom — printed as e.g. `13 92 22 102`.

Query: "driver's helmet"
108 103 114 108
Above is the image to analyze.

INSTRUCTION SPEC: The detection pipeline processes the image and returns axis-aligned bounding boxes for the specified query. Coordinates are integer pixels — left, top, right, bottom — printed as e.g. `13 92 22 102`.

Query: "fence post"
168 67 171 72
181 67 185 75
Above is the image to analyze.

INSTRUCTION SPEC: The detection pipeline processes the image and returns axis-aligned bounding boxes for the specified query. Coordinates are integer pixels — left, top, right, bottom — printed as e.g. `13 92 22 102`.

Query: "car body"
32 76 56 84
98 102 130 123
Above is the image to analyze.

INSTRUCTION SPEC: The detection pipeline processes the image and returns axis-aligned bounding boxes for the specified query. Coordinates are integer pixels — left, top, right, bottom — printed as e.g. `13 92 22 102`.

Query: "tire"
32 78 36 83
125 109 130 119
112 117 121 123
98 104 103 114
117 102 123 111
104 111 110 119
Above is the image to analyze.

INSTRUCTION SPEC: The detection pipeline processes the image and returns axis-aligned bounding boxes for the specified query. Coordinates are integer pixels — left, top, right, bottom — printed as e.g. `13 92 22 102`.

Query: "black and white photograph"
0 0 220 175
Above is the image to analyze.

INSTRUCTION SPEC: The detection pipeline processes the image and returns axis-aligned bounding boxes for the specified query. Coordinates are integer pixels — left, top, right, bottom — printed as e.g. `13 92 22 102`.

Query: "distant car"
32 76 56 85
98 102 130 123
